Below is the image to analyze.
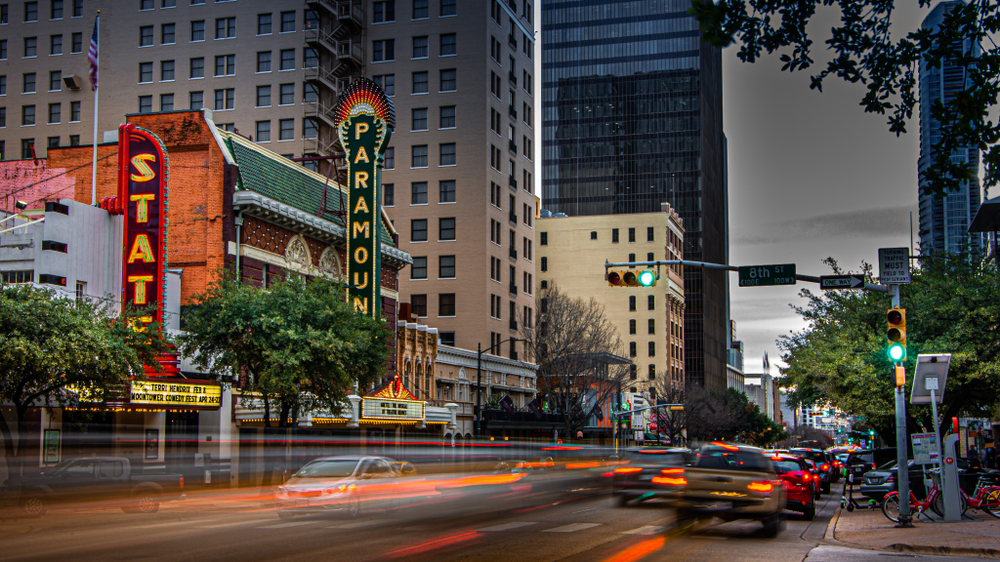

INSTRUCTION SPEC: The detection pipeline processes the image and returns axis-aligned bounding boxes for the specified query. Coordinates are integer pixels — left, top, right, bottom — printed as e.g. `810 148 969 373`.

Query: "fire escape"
304 0 365 164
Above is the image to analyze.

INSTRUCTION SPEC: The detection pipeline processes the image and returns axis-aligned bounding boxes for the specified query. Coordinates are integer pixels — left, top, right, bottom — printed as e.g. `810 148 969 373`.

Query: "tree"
683 385 788 445
650 384 688 445
177 273 391 429
520 284 632 437
690 0 1000 197
0 284 165 487
778 255 1000 443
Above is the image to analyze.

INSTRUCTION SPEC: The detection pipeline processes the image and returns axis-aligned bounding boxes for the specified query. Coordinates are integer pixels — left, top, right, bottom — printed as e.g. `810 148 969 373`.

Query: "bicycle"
882 475 1000 522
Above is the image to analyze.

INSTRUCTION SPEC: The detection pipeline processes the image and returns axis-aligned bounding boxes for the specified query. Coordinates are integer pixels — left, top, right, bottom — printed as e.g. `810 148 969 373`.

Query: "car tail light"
651 476 686 486
179 476 184 490
820 463 829 471
886 475 896 483
614 467 642 474
748 481 773 493
661 468 684 475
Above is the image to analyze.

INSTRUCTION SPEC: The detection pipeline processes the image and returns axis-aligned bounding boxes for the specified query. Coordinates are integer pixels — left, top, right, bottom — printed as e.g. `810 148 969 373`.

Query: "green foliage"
689 0 1000 197
686 386 789 445
779 255 1000 437
177 273 391 427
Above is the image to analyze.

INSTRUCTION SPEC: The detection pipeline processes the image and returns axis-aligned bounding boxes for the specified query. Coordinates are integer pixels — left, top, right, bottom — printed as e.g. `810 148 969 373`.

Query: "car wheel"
22 495 47 518
760 514 784 538
803 503 816 521
134 492 160 514
615 494 630 508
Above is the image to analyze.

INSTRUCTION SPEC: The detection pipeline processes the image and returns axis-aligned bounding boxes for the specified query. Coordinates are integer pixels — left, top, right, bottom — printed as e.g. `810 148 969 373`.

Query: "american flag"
87 16 99 91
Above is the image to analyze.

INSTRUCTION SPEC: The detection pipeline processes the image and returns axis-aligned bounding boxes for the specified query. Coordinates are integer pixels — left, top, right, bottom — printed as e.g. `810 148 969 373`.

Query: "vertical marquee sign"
332 78 394 317
116 123 169 328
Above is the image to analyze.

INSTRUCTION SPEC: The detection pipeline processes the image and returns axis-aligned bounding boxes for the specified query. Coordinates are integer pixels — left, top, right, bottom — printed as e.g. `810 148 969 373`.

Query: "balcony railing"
508 71 517 86
508 176 518 189
508 105 517 119
509 140 517 153
508 210 517 224
509 319 518 331
509 247 517 260
509 284 518 296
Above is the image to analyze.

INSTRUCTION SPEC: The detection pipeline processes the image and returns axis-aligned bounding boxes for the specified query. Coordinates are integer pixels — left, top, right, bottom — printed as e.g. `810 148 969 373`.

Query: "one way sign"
820 275 865 290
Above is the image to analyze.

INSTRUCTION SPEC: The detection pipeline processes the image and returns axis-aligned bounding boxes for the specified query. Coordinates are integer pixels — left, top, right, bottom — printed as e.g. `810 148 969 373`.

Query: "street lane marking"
477 522 538 532
572 507 598 514
258 521 318 529
542 523 601 533
622 525 665 536
329 520 382 529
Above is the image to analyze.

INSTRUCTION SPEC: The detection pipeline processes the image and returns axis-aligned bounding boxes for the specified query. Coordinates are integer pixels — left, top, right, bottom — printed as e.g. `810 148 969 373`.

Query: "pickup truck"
6 457 184 517
676 443 786 537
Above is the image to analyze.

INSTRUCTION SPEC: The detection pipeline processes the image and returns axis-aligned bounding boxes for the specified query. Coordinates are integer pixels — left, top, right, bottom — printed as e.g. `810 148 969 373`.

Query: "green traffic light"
638 271 655 287
888 343 905 362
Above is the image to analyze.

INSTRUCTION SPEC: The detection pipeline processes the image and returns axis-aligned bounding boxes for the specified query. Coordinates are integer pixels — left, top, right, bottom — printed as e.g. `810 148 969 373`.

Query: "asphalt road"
0 480 984 562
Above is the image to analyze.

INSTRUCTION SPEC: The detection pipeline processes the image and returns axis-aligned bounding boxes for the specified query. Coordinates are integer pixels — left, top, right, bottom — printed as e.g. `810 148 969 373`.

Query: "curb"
887 543 1000 559
823 504 842 541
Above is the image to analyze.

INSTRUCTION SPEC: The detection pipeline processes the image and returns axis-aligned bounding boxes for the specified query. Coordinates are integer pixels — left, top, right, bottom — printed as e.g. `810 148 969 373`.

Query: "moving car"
611 447 692 507
7 456 184 517
676 443 786 537
790 448 833 494
770 453 818 520
275 456 400 519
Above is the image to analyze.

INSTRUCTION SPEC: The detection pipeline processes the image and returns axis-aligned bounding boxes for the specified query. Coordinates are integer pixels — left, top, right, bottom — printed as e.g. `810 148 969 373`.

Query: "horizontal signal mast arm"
603 259 864 288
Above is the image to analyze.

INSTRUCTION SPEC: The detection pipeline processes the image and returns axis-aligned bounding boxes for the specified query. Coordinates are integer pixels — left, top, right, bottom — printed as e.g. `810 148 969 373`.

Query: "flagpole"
90 10 100 206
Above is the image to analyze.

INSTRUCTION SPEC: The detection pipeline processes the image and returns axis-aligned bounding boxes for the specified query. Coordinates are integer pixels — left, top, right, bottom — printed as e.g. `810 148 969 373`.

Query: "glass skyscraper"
918 0 983 255
541 0 728 390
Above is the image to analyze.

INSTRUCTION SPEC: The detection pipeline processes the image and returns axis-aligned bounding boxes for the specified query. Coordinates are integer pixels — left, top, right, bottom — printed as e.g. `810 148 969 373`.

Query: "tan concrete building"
536 204 685 398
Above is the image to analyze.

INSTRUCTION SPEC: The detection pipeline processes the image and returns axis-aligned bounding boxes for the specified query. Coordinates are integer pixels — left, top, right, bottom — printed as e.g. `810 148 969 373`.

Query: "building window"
628 227 636 243
69 135 79 146
411 182 427 204
303 82 318 103
413 0 427 19
648 342 655 357
384 147 394 169
303 118 316 139
411 294 427 317
439 256 455 278
629 342 637 358
438 293 455 316
648 295 655 310
23 37 37 57
160 93 173 111
47 103 59 123
48 70 60 91
590 231 597 240
256 51 271 73
647 226 655 242
411 219 427 242
161 60 175 81
440 33 456 56
383 183 394 206
439 217 455 240
215 17 236 39
138 63 152 83
540 256 547 272
411 145 427 168
280 48 295 70
280 10 295 33
50 34 62 55
628 253 635 266
140 0 153 9
213 88 234 110
440 105 456 128
278 118 294 140
629 319 636 335
303 47 318 69
412 71 428 94
440 69 456 92
257 13 271 34
412 35 428 59
439 180 455 203
439 143 455 166
161 23 175 44
279 83 294 105
0 108 5 128
191 20 205 41
137 95 152 113
71 32 82 53
50 0 62 19
411 257 427 279
73 0 82 17
373 39 395 62
612 228 619 243
648 364 656 380
190 57 204 78
214 54 235 76
70 101 80 121
373 74 394 96
441 0 456 16
255 120 270 142
411 107 428 131
540 232 547 246
373 1 394 23
648 319 655 334
139 26 154 47
256 85 270 107
629 295 636 312
189 91 203 110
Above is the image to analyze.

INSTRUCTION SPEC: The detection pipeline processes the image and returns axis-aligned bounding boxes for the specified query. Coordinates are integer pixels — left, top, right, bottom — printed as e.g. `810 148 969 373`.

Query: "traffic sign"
738 264 796 287
820 275 864 290
878 247 911 284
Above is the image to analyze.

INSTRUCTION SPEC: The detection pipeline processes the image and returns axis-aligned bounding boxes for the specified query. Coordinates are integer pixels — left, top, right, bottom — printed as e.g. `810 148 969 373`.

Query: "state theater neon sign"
332 78 394 317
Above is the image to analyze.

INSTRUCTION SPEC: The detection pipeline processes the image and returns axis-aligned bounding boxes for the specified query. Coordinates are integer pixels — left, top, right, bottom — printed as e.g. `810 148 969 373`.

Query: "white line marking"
622 525 665 536
258 521 318 529
542 523 601 533
477 522 538 532
572 508 597 514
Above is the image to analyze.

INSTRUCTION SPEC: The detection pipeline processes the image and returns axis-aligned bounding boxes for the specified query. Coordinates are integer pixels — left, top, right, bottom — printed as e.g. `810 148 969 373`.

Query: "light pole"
475 337 523 439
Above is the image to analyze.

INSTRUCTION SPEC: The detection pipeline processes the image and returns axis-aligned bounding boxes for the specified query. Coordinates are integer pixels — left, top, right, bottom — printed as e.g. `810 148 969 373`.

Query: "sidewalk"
832 501 1000 558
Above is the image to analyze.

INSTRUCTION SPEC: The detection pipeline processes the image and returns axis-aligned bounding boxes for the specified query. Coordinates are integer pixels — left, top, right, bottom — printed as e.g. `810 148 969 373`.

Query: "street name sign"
738 264 796 287
820 275 864 290
878 247 911 284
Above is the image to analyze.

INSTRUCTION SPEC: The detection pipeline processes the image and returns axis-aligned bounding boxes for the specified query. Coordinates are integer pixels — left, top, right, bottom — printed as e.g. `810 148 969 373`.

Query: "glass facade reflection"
542 0 728 390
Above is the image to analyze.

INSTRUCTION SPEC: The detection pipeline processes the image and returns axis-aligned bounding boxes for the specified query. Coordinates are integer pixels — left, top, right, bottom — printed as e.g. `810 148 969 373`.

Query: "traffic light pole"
890 283 913 527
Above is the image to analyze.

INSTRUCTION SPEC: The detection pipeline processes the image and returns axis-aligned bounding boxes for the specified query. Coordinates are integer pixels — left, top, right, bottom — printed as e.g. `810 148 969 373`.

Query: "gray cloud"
733 204 915 246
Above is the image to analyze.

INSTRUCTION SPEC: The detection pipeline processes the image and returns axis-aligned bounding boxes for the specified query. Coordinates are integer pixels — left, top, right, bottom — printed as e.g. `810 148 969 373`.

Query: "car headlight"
276 486 288 498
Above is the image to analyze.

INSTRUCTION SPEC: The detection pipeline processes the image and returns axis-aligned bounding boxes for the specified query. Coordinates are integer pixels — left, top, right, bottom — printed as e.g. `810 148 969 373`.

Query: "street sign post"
820 275 864 290
879 247 911 284
738 264 796 287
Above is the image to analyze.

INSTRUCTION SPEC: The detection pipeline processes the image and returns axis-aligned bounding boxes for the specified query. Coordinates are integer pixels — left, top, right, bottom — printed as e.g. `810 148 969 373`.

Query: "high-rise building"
540 0 728 389
918 0 982 255
372 0 538 356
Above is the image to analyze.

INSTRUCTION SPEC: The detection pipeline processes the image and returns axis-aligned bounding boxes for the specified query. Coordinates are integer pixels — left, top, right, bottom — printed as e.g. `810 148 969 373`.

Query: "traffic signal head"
622 271 637 285
886 308 906 362
607 271 622 286
606 269 657 287
637 270 656 287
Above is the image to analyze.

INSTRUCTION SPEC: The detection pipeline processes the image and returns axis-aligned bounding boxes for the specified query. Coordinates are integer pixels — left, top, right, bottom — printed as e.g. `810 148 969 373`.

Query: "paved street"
0 480 987 562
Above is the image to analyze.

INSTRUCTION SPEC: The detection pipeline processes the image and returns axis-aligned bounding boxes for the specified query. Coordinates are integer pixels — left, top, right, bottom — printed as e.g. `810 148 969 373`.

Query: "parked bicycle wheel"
932 489 968 517
982 488 1000 519
881 493 902 522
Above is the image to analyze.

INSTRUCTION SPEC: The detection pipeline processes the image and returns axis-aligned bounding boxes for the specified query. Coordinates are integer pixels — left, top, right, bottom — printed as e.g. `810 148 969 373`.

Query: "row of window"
3 136 82 160
538 227 663 247
628 319 659 336
385 180 455 207
4 0 83 23
0 32 85 60
409 254 456 280
628 341 658 358
408 217 455 243
373 0 457 23
407 293 455 317
409 106 456 131
9 100 80 125
137 11 311 47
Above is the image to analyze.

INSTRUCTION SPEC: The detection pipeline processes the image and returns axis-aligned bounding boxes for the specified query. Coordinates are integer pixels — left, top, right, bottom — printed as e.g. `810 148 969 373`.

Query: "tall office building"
918 0 983 255
541 0 728 389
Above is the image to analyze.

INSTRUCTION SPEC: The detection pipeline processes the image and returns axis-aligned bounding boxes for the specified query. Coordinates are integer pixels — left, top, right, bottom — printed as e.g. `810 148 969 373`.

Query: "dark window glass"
190 57 204 78
612 228 619 243
304 47 317 69
256 85 270 106
280 49 295 70
71 32 82 53
257 12 271 34
50 34 62 55
439 218 455 240
160 93 173 111
373 1 394 23
440 69 456 91
373 39 395 62
629 295 636 311
439 143 455 166
374 74 394 96
24 1 36 21
48 70 60 91
257 51 271 72
439 256 455 278
540 256 547 272
384 147 394 169
384 183 394 206
189 91 203 110
438 293 455 316
412 36 428 58
440 105 456 128
140 26 154 46
411 294 427 317
439 180 455 203
50 0 62 18
73 0 82 18
647 226 655 242
411 257 427 279
215 17 236 39
411 219 427 241
412 71 428 94
161 60 174 81
47 103 60 123
138 95 152 113
411 182 427 204
162 23 175 44
280 11 295 32
629 227 636 243
278 118 293 140
648 295 655 310
441 0 456 16
412 107 427 130
440 33 456 56
413 0 427 19
138 62 153 83
411 145 427 167
191 20 205 41
24 37 37 57
279 83 294 105
70 101 80 121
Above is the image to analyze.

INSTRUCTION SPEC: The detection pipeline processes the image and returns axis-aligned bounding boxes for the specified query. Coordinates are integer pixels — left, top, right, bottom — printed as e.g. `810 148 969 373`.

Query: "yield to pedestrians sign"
878 247 911 284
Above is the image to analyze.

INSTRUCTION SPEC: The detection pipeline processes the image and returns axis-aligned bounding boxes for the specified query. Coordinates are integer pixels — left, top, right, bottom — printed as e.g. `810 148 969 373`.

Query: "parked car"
845 448 897 486
611 447 693 507
5 457 184 517
274 456 401 519
772 454 819 519
790 448 833 494
860 459 970 500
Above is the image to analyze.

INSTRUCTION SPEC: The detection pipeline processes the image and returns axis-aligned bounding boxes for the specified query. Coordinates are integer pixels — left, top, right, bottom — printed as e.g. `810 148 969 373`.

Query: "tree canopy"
690 0 1000 197
177 273 391 428
779 255 1000 441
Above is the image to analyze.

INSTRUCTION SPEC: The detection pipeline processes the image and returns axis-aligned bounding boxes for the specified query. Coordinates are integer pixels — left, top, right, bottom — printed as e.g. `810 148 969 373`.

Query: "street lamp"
475 337 524 439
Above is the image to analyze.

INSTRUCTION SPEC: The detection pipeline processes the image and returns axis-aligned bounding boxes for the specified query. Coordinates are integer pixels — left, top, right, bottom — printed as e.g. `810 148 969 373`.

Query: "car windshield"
792 450 824 462
773 460 804 473
695 448 772 472
294 461 358 478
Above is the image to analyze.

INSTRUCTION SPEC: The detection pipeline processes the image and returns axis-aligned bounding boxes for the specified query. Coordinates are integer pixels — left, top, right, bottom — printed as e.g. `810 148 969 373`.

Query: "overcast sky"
724 4 938 374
